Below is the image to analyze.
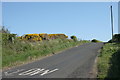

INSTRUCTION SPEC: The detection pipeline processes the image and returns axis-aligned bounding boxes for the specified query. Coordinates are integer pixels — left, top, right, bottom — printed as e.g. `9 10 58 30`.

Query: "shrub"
1 26 17 45
2 33 17 45
108 34 120 43
112 34 120 43
19 33 68 41
70 35 77 42
91 39 102 43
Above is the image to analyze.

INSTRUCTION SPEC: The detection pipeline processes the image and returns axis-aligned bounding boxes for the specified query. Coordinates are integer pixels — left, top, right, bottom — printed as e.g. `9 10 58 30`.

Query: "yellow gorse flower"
18 33 68 41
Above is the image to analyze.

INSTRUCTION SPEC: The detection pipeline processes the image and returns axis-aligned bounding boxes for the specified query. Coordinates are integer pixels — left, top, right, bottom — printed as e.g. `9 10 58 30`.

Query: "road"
2 43 104 79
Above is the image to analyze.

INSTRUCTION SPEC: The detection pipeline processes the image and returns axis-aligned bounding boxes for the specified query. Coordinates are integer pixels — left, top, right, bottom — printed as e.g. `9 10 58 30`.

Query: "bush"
70 35 77 42
108 34 120 43
2 33 17 45
19 34 68 41
1 26 17 45
91 39 102 43
111 34 120 43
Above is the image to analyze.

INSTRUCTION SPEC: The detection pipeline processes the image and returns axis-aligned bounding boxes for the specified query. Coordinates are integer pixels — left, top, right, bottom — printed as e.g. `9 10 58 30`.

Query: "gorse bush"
18 33 68 41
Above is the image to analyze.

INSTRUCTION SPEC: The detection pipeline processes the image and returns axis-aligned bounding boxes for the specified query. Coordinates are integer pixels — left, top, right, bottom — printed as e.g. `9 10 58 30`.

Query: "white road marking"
40 69 58 76
19 68 41 75
29 69 44 76
4 69 24 76
18 68 58 76
5 68 59 76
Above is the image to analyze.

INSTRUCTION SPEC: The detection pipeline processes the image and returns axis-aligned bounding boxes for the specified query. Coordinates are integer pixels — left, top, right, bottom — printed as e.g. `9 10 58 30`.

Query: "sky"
2 2 118 41
118 1 120 33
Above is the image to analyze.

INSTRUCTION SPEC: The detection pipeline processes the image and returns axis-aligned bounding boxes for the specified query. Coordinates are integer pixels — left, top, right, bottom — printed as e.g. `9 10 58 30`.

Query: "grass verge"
2 39 90 69
97 43 120 78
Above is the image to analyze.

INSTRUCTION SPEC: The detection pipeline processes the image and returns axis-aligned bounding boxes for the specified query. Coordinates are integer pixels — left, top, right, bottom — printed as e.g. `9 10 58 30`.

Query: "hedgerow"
18 33 68 41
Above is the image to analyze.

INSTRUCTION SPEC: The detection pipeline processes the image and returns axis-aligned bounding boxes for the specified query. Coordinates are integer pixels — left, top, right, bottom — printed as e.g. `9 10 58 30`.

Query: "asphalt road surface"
2 43 104 78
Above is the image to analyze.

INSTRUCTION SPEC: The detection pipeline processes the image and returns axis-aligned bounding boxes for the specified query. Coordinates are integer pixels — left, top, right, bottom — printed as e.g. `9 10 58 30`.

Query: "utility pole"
110 5 114 39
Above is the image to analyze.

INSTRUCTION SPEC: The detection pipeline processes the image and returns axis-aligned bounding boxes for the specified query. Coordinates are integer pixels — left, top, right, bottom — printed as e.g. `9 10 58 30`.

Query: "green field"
97 43 120 78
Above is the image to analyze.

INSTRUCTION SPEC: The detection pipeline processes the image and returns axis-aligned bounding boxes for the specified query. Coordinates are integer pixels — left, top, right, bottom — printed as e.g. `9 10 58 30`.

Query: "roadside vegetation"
91 39 102 43
2 27 90 69
97 34 120 78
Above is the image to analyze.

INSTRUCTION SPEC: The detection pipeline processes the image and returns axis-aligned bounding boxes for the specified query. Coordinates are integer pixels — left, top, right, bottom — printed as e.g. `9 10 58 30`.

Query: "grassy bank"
97 43 120 78
2 38 90 68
